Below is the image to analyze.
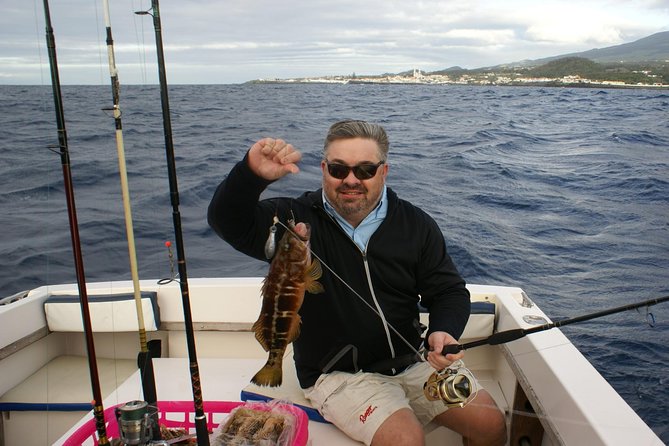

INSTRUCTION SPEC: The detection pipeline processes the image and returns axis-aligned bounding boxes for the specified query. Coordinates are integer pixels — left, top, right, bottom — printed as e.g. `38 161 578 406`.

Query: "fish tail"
251 361 283 387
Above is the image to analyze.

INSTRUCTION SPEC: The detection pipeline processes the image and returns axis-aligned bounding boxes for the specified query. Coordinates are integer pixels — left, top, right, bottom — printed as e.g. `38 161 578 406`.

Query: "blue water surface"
1 83 667 441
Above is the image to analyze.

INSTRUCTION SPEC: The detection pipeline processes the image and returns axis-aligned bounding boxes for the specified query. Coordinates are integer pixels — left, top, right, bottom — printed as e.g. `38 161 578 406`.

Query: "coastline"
249 77 669 90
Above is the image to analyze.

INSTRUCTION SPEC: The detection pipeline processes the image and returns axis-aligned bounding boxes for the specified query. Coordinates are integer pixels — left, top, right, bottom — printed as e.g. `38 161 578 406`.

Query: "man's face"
321 137 388 227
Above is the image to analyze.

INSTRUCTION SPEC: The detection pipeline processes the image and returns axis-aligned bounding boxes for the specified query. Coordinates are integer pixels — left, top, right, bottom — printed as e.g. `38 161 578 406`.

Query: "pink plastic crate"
64 400 309 445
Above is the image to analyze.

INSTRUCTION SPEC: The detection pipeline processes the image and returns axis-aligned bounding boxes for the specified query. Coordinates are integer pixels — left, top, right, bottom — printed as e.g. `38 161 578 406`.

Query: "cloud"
510 0 667 43
1 0 667 84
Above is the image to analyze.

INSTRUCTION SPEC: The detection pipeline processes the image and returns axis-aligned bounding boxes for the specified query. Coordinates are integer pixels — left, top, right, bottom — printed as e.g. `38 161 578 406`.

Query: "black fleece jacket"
207 156 471 388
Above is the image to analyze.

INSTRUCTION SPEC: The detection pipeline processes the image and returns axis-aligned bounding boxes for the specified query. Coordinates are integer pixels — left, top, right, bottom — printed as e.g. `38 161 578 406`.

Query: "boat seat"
44 292 160 332
418 299 497 341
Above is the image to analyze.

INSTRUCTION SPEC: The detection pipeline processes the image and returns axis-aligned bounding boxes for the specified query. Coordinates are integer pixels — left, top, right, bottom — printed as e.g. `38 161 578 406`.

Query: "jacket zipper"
318 205 398 371
362 250 397 373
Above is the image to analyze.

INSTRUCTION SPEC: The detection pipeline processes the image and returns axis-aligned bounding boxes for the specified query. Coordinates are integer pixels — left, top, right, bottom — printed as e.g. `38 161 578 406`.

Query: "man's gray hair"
323 120 389 161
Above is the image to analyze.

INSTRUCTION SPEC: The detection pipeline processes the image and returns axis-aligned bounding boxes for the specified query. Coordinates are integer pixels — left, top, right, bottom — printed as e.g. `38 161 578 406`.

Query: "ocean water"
1 83 668 441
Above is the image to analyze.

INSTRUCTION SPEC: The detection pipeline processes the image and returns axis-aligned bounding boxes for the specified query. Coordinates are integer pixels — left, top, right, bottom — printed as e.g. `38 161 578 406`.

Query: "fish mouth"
291 221 310 241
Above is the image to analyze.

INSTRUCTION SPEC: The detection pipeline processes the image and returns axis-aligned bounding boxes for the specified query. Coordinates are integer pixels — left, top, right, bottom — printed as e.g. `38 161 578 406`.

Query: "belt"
320 345 423 376
361 353 423 376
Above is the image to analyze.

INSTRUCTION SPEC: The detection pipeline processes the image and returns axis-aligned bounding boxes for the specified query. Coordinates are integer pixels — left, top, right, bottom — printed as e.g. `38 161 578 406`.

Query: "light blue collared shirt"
322 186 388 252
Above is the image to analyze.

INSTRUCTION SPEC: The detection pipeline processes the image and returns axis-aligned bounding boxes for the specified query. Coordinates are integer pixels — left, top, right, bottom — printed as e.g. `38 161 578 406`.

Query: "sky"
2 0 668 85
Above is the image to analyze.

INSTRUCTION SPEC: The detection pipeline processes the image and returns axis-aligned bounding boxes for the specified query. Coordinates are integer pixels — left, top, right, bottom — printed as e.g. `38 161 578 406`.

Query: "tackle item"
423 360 477 407
115 400 155 445
265 217 278 259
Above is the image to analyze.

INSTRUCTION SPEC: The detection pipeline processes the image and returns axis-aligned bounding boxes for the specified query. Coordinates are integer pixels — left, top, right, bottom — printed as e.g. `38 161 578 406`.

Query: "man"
208 120 506 445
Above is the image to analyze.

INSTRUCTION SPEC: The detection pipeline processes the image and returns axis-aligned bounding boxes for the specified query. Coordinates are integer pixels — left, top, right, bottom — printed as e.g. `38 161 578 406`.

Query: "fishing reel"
423 360 477 408
115 400 164 446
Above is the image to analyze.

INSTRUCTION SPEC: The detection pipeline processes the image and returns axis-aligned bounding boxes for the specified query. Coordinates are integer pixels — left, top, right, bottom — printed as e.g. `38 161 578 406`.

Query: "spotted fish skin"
251 220 324 387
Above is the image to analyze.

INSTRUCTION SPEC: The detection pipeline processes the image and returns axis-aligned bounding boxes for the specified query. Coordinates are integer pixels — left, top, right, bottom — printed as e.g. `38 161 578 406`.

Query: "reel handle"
440 344 463 355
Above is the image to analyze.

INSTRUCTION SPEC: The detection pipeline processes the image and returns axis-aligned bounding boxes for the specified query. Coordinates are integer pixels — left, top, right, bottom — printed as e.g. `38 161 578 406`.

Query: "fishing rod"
423 294 669 407
135 1 210 444
283 215 668 404
100 0 161 440
440 294 669 355
423 294 669 408
41 0 109 443
276 217 668 406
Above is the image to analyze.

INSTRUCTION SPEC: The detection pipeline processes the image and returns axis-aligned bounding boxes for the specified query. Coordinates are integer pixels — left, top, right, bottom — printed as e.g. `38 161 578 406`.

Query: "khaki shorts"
303 361 473 445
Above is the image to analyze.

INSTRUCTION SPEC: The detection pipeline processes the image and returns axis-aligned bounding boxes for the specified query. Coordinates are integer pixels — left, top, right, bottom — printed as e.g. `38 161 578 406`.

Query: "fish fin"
286 314 302 343
307 280 324 294
307 258 323 279
251 363 283 387
252 319 271 352
305 259 325 294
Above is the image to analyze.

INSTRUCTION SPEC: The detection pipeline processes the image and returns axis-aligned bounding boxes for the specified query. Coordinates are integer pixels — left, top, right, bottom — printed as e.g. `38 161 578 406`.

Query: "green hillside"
527 57 669 84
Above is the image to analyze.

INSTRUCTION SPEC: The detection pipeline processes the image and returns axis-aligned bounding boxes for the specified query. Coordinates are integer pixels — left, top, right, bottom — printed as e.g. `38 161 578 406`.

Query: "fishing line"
32 0 47 87
273 218 669 408
638 306 656 328
274 218 425 359
32 1 61 412
92 0 106 85
130 0 149 84
131 0 176 281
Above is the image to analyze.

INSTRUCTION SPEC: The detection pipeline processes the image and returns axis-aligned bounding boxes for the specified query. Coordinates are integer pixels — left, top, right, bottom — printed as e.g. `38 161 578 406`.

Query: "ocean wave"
2 84 668 442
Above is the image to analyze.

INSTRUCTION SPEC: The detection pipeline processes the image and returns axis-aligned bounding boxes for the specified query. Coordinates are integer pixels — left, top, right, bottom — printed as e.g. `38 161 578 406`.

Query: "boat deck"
56 357 509 445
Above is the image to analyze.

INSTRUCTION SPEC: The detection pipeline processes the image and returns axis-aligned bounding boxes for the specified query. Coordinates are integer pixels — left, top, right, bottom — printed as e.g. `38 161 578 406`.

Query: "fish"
251 219 324 387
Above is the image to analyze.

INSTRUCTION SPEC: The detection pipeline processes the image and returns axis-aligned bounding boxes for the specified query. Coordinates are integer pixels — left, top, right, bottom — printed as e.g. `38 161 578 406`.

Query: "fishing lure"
264 216 278 259
157 240 177 285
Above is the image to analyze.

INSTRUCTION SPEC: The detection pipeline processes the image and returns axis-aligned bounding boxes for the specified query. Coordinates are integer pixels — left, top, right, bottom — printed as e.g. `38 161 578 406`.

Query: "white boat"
0 278 663 445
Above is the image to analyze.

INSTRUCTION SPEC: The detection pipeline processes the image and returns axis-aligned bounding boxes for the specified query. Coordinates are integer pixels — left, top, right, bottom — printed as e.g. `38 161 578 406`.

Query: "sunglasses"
325 161 385 180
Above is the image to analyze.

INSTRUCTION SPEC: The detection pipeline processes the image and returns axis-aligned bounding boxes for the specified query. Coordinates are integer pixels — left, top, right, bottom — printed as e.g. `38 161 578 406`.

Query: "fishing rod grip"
439 328 529 355
437 295 669 356
441 344 463 355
